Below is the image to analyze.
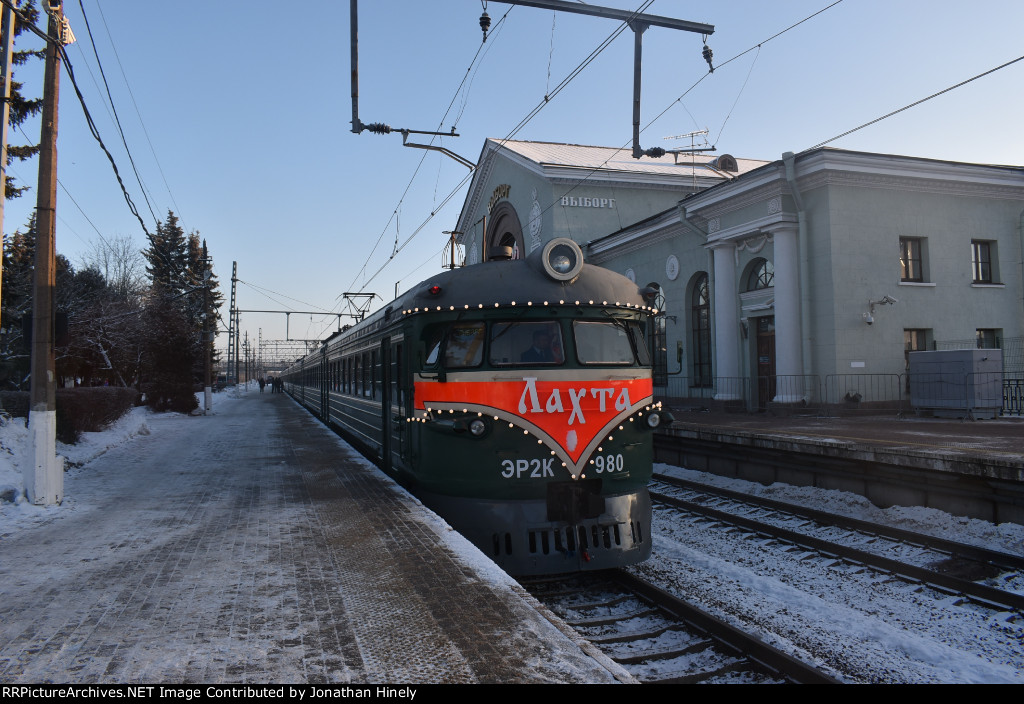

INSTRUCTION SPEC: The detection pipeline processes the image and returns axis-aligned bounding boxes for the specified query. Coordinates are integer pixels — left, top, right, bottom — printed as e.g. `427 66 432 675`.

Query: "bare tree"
78 235 146 302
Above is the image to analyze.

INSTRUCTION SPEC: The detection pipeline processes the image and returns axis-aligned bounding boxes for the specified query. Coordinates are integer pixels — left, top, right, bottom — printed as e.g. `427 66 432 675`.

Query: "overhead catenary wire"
91 0 184 224
351 1 657 296
522 0 850 225
804 53 1024 153
75 0 158 225
345 6 514 295
0 0 155 237
237 279 336 315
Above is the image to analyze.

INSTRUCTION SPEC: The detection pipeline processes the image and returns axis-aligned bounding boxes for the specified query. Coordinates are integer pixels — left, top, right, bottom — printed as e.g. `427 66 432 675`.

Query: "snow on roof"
489 138 769 178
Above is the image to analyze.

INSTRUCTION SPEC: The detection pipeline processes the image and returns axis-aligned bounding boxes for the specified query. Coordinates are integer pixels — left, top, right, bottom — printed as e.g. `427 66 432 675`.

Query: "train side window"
393 343 403 408
371 349 379 399
490 321 563 366
444 323 485 368
362 352 370 397
574 321 636 365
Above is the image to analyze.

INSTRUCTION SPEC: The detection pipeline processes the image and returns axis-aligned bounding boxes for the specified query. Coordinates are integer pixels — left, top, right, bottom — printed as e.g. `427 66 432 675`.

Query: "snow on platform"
0 389 623 684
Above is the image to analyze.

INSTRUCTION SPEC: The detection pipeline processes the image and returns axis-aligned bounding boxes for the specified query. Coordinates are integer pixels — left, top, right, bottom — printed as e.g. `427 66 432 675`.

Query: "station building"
454 139 1024 409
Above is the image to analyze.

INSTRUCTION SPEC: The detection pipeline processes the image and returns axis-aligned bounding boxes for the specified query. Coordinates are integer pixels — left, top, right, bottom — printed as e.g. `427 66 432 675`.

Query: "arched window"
486 202 524 260
691 273 712 387
745 258 774 291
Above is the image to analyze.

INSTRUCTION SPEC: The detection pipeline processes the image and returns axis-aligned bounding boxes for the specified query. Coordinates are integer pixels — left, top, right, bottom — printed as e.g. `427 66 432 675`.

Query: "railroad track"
523 570 838 684
651 472 1024 613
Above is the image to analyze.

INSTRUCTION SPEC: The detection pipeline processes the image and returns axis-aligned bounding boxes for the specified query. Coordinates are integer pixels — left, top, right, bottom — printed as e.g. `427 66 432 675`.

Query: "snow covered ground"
644 465 1024 683
1 389 1022 683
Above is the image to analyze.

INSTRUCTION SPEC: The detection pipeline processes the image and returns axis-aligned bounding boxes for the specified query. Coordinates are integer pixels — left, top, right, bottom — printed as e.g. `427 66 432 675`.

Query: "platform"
0 391 626 684
656 408 1024 524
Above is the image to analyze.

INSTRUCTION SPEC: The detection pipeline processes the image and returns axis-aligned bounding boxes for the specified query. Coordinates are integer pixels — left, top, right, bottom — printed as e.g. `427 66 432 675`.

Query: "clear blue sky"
5 0 1023 354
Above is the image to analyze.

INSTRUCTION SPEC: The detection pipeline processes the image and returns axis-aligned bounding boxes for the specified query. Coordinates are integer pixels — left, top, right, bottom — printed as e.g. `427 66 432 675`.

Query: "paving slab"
0 391 622 684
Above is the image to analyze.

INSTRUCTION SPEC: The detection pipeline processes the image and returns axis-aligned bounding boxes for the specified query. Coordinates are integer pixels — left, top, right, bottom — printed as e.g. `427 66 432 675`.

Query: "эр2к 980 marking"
283 238 671 576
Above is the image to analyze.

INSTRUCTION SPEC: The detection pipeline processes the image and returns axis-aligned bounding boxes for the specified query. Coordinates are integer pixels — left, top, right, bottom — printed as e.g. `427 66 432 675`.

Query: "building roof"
454 138 769 241
491 139 769 179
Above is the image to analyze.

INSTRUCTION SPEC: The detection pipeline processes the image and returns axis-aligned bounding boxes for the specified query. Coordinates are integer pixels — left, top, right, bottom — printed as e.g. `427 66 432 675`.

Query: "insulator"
703 44 714 72
365 122 392 135
643 147 666 158
480 12 491 41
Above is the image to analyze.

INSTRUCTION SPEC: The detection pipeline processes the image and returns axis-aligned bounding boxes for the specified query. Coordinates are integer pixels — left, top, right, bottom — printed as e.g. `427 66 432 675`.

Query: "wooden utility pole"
28 2 65 505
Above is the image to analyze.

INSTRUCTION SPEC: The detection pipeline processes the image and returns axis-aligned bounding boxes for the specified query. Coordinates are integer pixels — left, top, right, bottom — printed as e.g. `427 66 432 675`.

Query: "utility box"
907 349 1003 419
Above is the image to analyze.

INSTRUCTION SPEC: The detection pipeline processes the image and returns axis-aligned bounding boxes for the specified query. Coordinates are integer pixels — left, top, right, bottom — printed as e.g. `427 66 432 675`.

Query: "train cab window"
424 326 445 367
574 321 637 365
444 323 485 368
629 322 652 366
490 321 564 366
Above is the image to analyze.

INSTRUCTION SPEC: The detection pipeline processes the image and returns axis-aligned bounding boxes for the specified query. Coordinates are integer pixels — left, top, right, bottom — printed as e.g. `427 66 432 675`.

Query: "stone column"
711 243 740 399
770 225 804 402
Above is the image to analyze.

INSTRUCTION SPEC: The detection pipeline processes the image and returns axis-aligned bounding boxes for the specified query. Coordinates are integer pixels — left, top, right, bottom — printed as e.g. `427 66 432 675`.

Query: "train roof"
400 256 651 315
294 240 657 364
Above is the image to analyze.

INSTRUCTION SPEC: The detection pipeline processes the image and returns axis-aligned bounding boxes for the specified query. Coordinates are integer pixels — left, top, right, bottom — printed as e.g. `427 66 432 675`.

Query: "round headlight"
645 412 661 429
551 253 573 273
469 419 487 436
542 238 584 281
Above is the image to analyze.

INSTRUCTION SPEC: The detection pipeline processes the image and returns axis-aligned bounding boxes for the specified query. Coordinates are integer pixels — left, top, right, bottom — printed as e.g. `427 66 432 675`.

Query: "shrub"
0 390 29 418
55 387 140 444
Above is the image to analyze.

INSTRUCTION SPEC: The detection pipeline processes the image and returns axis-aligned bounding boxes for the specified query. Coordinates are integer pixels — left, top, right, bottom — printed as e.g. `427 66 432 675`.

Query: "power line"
237 279 335 314
0 0 154 236
804 53 1024 153
350 1 657 296
90 0 184 224
74 0 158 224
345 6 515 294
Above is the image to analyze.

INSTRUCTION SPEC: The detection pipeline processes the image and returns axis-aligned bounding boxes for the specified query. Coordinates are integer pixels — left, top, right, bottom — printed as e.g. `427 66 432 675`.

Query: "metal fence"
657 372 1024 418
935 335 1023 377
765 375 823 416
1005 379 1024 416
823 374 903 417
658 376 749 412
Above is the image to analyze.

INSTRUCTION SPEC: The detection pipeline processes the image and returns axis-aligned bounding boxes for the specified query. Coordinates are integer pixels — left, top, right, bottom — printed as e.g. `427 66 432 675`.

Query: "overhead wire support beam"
490 1 714 159
349 0 476 170
494 0 713 35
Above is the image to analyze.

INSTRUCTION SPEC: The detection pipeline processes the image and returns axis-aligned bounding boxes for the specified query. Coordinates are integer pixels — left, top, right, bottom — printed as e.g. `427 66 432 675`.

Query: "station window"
745 258 774 291
489 321 563 366
976 329 1001 349
900 237 926 282
691 273 712 387
971 240 998 283
903 328 930 365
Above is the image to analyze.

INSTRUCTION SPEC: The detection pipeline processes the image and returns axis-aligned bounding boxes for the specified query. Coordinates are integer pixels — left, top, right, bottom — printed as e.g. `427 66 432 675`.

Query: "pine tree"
4 0 43 201
184 234 223 371
0 213 36 387
139 211 220 412
143 211 189 299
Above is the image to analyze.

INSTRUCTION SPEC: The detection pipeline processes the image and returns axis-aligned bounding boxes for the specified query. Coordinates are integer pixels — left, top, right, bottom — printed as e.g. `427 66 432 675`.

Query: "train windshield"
490 321 564 366
574 320 644 365
445 323 486 368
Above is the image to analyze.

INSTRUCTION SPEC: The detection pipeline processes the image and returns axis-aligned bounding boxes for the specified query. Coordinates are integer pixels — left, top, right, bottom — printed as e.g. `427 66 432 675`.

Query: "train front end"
402 239 670 576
